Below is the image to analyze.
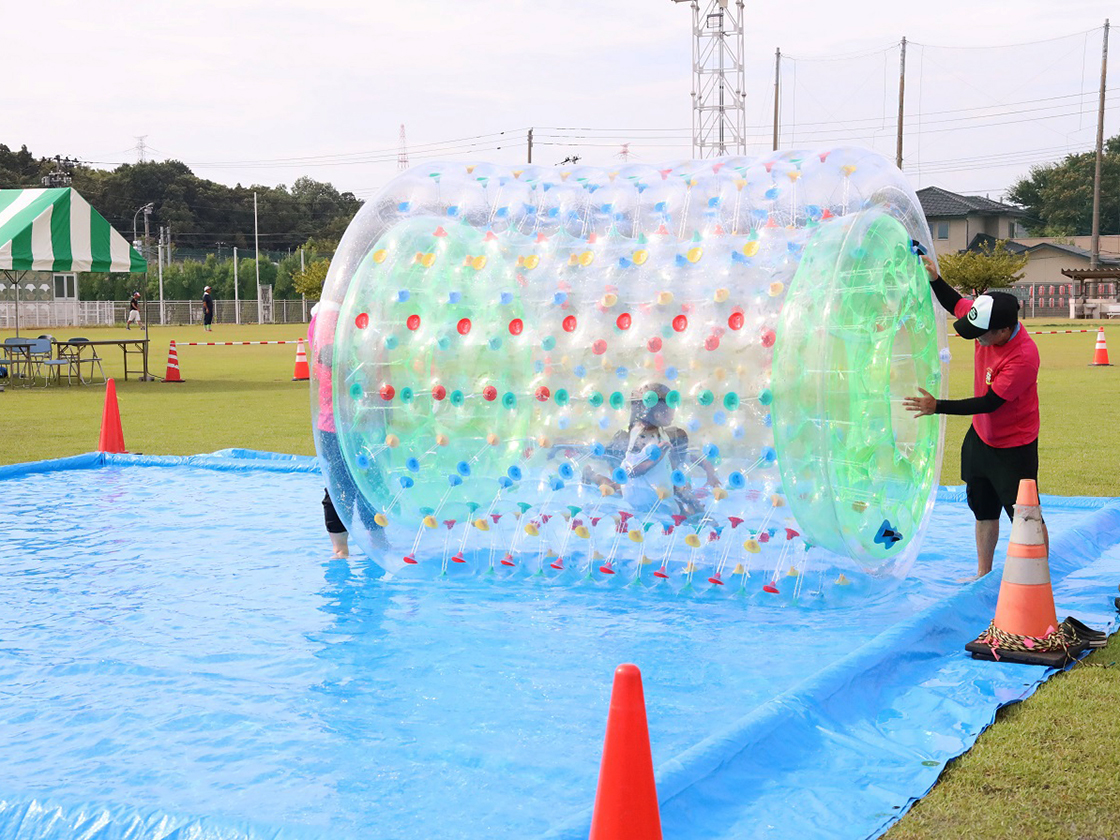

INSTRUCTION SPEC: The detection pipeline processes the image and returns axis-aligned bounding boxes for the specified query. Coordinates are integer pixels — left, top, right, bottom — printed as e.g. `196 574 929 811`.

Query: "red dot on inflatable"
536 386 551 402
562 315 577 332
761 328 776 348
457 318 472 335
355 312 369 329
728 311 744 330
509 318 524 335
647 337 662 353
380 384 395 401
616 313 632 330
672 315 688 332
705 335 720 351
592 339 608 355
483 385 498 401
432 385 447 401
406 313 421 331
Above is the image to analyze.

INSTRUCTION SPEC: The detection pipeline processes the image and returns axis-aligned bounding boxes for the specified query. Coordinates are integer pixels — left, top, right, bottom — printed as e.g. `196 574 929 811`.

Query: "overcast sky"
6 0 1116 202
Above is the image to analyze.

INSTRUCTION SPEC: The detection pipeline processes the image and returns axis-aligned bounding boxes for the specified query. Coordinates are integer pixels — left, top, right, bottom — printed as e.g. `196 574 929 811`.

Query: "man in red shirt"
904 255 1045 579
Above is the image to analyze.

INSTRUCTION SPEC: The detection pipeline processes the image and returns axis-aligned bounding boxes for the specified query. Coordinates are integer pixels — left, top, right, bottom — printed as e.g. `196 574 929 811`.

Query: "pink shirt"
953 299 1040 447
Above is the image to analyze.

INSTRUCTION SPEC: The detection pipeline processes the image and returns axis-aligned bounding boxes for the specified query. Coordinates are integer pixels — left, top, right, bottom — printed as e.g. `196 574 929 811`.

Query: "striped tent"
0 188 146 272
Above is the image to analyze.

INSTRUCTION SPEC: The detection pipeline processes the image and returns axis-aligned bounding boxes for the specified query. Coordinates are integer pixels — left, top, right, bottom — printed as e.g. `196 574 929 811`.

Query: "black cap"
953 292 1019 340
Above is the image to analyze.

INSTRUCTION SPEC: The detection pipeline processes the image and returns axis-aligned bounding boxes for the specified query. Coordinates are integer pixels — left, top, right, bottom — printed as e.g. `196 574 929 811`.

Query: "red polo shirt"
954 300 1040 447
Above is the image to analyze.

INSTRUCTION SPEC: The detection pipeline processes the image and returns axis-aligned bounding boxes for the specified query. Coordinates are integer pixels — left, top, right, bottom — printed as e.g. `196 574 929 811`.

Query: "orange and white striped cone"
1089 327 1112 366
163 340 184 382
966 479 1088 665
292 339 310 381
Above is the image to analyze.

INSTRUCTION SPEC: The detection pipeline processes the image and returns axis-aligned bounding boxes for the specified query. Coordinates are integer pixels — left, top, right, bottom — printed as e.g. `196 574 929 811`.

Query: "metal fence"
0 298 311 330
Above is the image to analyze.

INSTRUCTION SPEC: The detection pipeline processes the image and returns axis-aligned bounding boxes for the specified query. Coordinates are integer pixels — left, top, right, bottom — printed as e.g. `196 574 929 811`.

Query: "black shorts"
323 488 347 534
960 425 1039 521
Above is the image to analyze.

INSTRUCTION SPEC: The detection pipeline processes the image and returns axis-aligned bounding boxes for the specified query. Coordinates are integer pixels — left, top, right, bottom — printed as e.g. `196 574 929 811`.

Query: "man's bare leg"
975 519 999 578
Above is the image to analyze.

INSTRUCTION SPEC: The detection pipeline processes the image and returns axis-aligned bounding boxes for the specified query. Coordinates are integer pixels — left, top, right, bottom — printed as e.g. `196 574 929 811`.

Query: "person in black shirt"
126 292 142 330
202 286 214 331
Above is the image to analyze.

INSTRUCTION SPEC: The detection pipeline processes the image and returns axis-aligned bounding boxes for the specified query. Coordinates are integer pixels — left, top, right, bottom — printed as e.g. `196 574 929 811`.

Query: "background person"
202 285 214 331
904 255 1045 579
126 292 142 329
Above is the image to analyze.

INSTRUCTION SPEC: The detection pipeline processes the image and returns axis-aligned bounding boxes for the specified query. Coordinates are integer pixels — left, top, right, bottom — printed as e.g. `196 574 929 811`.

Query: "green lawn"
2 318 1119 838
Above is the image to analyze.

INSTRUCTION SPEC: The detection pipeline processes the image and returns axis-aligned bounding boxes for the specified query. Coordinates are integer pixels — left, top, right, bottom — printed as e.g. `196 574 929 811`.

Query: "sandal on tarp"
1062 616 1108 648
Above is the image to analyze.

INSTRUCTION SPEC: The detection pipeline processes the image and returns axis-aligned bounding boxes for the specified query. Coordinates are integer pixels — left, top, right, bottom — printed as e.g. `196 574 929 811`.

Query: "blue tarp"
1 451 1117 840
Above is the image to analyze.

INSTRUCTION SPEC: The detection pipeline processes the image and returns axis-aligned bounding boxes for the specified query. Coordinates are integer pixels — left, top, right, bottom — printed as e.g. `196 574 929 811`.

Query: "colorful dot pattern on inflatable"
312 147 948 586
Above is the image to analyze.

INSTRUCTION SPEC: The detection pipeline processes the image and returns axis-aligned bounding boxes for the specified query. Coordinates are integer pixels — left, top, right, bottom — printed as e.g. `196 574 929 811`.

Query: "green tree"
293 258 331 299
939 239 1029 296
1007 135 1120 235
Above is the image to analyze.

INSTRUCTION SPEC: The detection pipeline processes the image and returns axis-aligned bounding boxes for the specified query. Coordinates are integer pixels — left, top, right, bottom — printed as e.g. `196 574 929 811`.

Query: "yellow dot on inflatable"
713 487 728 501
466 165 476 174
599 483 615 497
656 487 671 500
771 494 785 507
422 253 436 268
373 249 388 263
524 523 539 536
743 241 761 257
657 291 674 305
601 357 612 371
524 254 539 270
568 254 579 266
537 435 551 447
713 367 726 380
385 434 400 448
852 501 868 513
731 562 746 575
474 518 489 531
593 550 605 561
683 561 697 574
787 171 801 182
768 281 785 297
374 513 389 527
628 529 644 543
684 534 701 548
733 178 748 190
486 433 499 446
632 249 648 266
714 287 730 303
436 434 449 446
743 539 761 553
512 169 523 178
423 515 437 528
471 255 487 271
786 566 799 577
686 246 702 263
575 525 590 539
545 549 557 559
641 554 655 565
841 164 857 176
601 292 618 307
579 250 594 266
836 573 851 586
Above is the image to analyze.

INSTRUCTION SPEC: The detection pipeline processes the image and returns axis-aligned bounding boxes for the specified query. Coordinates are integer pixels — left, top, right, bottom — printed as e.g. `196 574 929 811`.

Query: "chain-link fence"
0 297 311 329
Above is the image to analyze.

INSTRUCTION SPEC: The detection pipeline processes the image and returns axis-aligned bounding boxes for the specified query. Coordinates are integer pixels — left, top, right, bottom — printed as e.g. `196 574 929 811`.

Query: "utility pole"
896 37 907 170
234 246 240 325
300 247 307 321
398 124 410 171
254 191 262 325
672 0 748 158
773 48 781 151
1090 19 1110 275
527 127 534 164
158 226 165 326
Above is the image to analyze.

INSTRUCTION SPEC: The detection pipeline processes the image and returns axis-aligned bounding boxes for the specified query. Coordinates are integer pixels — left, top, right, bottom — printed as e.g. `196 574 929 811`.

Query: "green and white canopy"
0 188 146 273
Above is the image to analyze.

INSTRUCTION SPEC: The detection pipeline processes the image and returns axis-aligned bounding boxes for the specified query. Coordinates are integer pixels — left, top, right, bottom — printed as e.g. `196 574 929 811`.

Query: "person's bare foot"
956 571 989 583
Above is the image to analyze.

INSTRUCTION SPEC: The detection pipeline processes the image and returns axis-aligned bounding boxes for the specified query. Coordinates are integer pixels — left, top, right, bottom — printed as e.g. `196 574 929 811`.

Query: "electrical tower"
671 0 747 158
398 124 409 171
134 135 148 163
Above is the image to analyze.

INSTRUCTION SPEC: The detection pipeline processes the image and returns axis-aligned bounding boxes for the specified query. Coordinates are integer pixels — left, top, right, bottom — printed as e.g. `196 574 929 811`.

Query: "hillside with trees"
0 143 360 300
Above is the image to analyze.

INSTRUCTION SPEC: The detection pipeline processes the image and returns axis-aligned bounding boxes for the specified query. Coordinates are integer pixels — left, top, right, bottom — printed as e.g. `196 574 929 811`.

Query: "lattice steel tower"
671 0 747 157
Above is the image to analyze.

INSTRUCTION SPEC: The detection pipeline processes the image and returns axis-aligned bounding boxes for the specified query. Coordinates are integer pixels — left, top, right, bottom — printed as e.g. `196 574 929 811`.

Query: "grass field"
3 318 1119 839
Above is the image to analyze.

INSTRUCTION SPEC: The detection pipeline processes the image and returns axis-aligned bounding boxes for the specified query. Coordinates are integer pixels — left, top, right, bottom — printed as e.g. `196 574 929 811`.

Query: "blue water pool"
2 452 1118 840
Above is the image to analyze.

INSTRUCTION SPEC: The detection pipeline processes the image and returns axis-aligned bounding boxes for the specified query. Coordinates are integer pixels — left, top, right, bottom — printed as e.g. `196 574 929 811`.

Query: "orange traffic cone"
292 339 310 381
98 378 127 454
163 340 184 382
1089 327 1112 366
966 479 1088 666
588 664 662 840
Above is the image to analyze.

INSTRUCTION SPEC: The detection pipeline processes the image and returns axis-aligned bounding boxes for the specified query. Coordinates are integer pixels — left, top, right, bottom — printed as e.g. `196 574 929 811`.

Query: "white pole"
233 246 240 325
254 191 262 324
300 247 307 321
157 234 165 326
